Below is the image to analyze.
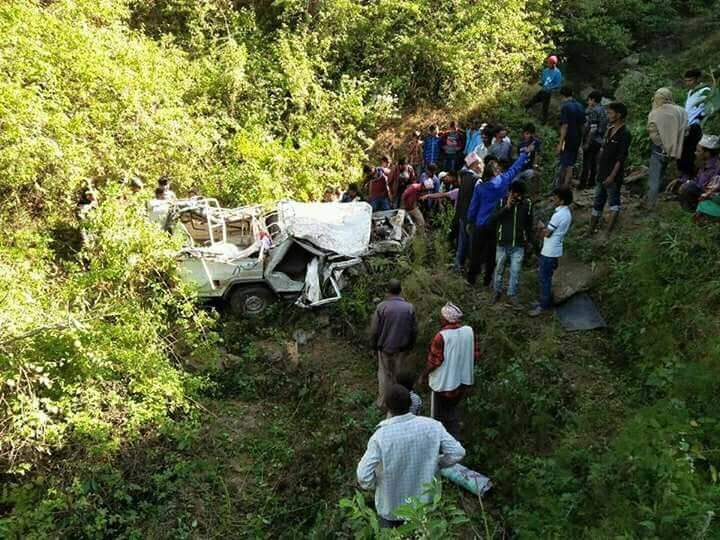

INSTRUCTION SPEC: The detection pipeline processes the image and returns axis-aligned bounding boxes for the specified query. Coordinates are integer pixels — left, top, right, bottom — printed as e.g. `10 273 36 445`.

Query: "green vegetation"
2 0 720 538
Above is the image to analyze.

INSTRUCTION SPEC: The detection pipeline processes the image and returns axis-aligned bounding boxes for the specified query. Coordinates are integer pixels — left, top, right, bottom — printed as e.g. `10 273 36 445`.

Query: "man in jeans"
491 181 534 308
356 384 465 528
589 102 632 237
529 187 573 317
370 280 417 408
646 88 688 209
467 148 533 287
579 90 608 189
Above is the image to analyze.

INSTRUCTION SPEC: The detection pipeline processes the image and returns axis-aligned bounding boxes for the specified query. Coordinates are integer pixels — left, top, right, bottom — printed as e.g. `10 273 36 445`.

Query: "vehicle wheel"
227 285 275 318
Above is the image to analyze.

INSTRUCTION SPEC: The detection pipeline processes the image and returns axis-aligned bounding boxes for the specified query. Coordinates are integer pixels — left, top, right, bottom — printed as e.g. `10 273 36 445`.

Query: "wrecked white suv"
165 198 415 316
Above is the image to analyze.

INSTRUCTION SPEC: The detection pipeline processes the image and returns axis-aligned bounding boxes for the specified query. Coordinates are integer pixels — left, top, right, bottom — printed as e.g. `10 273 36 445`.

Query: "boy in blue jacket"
466 145 534 286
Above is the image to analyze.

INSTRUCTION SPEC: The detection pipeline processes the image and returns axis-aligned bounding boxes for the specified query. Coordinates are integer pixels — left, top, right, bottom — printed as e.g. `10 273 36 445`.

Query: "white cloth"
685 85 711 126
541 205 572 258
147 199 170 226
440 302 463 323
429 326 475 393
356 414 465 520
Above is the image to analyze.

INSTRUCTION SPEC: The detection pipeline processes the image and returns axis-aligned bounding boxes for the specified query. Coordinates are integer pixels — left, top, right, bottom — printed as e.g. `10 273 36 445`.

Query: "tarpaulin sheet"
556 293 607 332
277 201 372 257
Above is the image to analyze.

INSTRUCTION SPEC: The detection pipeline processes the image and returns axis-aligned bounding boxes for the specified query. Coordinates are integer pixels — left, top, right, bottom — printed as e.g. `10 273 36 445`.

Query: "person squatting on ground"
579 90 608 190
590 102 632 237
668 135 720 212
556 86 586 189
466 147 533 287
369 280 417 409
646 87 688 209
356 384 465 529
529 187 573 317
422 303 478 440
490 181 534 308
526 55 563 124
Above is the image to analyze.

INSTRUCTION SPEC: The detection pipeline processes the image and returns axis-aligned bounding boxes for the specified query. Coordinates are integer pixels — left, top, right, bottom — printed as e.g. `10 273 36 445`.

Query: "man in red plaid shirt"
422 303 480 439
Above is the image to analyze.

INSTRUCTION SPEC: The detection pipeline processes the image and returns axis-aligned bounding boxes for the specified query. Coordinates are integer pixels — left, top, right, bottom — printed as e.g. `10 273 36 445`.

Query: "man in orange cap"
525 55 563 123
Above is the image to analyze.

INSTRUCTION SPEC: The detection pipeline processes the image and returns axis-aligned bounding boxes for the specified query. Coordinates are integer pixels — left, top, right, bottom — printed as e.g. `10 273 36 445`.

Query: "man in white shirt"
529 187 573 317
147 187 171 228
356 384 465 528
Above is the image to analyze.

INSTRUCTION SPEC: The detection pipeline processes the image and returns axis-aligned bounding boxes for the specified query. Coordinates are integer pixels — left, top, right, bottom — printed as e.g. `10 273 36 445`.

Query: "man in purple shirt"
370 280 418 409
671 134 720 211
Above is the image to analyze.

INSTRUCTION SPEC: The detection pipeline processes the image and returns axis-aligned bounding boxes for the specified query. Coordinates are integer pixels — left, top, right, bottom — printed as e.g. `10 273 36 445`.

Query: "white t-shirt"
541 205 572 257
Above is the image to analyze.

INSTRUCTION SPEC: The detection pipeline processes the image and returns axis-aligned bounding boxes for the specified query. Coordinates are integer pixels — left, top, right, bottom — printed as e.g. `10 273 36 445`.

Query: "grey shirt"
585 104 608 145
370 296 417 353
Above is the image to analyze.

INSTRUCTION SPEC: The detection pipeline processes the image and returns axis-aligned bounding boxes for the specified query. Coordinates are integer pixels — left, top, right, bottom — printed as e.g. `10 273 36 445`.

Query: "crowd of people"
353 60 719 527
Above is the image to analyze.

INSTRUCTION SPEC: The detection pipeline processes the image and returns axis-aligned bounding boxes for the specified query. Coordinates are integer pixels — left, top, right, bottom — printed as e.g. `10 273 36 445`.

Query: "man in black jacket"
453 152 484 272
490 181 534 308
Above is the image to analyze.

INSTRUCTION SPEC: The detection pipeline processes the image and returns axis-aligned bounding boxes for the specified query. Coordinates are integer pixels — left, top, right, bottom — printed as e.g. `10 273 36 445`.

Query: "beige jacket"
647 88 688 159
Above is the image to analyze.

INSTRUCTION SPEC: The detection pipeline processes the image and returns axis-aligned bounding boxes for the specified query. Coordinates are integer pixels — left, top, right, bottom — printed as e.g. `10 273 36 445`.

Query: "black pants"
579 140 602 188
678 123 703 177
467 224 496 286
527 89 551 123
431 392 462 440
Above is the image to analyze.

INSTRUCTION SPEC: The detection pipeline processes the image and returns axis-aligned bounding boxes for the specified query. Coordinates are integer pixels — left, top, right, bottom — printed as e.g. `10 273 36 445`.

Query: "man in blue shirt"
525 55 562 124
423 125 441 172
466 146 534 287
556 86 586 188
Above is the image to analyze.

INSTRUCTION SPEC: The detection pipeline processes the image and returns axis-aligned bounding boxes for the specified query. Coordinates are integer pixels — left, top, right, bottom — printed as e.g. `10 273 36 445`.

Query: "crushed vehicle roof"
166 198 415 308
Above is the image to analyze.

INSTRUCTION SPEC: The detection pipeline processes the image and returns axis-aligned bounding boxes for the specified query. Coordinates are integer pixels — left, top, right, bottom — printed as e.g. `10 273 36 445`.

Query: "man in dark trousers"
589 102 632 237
422 303 479 439
556 86 586 188
579 90 608 189
466 147 533 288
453 151 483 272
370 280 417 409
679 69 711 178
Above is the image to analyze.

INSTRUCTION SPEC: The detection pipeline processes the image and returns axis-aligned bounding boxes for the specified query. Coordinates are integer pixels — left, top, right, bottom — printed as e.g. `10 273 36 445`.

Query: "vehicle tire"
227 285 275 318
